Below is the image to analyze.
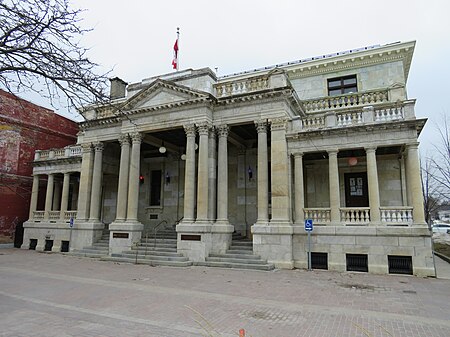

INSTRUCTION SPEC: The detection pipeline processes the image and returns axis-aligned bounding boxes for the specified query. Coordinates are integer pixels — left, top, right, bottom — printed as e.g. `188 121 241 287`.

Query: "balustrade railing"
303 208 331 224
48 211 61 220
303 89 389 113
64 211 78 221
380 207 413 225
33 211 45 221
341 207 370 224
302 116 325 129
336 111 362 126
374 106 404 122
35 145 82 161
215 77 269 97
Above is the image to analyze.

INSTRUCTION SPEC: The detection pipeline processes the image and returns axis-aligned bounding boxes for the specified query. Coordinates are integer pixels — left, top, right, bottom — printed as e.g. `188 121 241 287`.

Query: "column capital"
405 142 420 150
293 152 304 158
81 143 93 154
184 123 196 137
93 142 104 152
118 134 130 146
130 132 142 144
364 146 377 153
254 120 268 133
270 117 288 131
217 124 229 137
197 121 212 135
208 126 217 139
327 149 339 156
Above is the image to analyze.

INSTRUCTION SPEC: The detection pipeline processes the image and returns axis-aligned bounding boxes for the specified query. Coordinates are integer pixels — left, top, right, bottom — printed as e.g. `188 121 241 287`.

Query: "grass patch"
433 242 450 258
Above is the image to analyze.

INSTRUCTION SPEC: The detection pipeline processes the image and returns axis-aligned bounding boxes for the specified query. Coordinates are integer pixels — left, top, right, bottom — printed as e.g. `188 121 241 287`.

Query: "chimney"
109 77 128 99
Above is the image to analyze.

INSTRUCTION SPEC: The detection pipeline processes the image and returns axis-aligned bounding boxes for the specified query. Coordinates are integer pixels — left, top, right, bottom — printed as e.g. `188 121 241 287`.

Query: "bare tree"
0 0 109 115
421 113 450 224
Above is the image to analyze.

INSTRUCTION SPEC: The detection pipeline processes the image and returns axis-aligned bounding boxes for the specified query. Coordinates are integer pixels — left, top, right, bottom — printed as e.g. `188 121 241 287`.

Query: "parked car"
432 223 450 234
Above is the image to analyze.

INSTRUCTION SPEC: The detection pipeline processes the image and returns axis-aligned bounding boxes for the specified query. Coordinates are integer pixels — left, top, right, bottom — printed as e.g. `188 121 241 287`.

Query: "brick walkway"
1 249 449 337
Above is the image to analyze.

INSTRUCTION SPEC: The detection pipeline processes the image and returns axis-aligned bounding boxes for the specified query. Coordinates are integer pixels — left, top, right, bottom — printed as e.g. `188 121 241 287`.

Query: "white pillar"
116 134 130 221
77 143 94 221
29 175 39 219
328 149 341 224
406 143 426 225
126 133 142 222
89 142 104 221
183 124 196 222
44 173 54 220
255 120 269 224
366 147 381 224
294 153 304 224
208 128 217 221
216 125 229 224
60 172 71 220
270 118 291 223
196 122 210 223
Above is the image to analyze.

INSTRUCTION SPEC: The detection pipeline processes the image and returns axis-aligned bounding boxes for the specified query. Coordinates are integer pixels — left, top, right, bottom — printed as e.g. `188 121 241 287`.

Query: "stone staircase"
69 229 110 258
198 234 275 271
101 227 192 267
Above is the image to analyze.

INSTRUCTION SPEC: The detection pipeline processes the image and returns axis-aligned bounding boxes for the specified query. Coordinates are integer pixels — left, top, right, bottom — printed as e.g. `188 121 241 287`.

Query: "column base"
176 223 213 262
109 221 144 255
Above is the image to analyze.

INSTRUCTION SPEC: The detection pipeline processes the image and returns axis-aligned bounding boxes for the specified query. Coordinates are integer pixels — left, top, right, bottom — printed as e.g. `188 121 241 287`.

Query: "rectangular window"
388 255 413 275
327 75 357 96
311 252 328 270
150 170 162 206
346 253 368 272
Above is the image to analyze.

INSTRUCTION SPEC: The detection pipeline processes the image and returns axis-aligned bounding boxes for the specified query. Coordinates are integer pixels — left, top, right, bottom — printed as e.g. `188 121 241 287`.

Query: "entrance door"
344 172 369 207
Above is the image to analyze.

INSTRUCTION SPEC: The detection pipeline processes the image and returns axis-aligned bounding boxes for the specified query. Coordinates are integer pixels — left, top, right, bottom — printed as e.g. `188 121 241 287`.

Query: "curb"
434 251 450 264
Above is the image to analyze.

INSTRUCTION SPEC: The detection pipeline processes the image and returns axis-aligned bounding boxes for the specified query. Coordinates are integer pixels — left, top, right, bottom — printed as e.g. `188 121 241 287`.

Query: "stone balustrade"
48 211 60 221
33 211 45 221
303 208 331 224
374 106 404 122
380 207 413 225
336 111 363 126
340 207 371 224
64 211 77 221
301 116 325 129
35 145 82 161
303 89 389 113
215 76 269 97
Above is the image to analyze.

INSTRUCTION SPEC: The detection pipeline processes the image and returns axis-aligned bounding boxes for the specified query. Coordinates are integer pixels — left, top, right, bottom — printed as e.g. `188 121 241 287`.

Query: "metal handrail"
153 220 168 249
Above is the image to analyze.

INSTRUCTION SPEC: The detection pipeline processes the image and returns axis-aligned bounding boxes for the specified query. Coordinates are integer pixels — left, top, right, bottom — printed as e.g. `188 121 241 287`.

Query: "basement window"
29 239 37 250
311 252 328 270
388 255 413 275
346 253 368 272
328 75 357 96
61 241 70 253
44 240 53 252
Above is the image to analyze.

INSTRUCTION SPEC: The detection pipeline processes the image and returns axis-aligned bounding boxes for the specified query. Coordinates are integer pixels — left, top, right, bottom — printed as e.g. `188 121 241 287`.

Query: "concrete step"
226 249 254 255
131 246 177 253
127 249 182 257
82 246 109 251
196 261 274 271
75 248 109 254
69 251 108 258
231 241 252 247
209 253 261 260
206 256 267 265
92 242 109 247
119 253 189 262
140 238 177 244
137 242 177 249
101 256 192 267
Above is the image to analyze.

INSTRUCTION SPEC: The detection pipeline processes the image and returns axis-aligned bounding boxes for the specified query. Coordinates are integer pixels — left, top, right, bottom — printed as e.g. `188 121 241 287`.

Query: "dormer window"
327 75 357 96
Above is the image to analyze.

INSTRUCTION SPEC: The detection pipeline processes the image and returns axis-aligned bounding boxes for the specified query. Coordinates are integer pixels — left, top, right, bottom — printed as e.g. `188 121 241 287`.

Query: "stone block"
356 236 399 246
316 235 356 245
399 237 426 247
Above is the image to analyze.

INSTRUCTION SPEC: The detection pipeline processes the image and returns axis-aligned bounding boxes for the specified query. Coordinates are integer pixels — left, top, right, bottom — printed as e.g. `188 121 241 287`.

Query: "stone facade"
22 41 435 276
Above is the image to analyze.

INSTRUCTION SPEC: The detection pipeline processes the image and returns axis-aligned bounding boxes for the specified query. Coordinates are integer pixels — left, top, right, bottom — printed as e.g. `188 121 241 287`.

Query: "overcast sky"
22 0 450 154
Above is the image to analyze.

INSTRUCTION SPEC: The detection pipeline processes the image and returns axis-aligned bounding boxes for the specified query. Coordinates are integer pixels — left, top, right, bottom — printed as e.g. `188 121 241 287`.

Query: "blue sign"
305 219 313 231
69 217 74 228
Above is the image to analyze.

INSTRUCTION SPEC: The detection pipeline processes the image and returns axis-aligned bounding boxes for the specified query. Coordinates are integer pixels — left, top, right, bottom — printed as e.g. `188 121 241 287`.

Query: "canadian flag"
172 38 179 70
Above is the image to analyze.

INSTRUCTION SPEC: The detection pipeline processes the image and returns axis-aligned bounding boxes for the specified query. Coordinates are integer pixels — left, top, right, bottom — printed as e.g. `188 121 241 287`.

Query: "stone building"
0 89 78 244
22 41 435 276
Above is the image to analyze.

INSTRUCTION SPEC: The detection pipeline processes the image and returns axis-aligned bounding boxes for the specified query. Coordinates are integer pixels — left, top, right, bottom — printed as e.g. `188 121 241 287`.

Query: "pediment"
122 79 209 110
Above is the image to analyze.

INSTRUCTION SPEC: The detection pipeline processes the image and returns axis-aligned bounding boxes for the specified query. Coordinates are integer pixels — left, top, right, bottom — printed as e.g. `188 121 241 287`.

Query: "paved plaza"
0 249 449 337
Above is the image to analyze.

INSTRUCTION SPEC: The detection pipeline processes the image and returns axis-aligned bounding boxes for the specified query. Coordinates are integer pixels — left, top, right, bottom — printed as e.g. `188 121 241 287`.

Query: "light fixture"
194 143 198 150
165 172 170 185
248 166 253 180
181 154 186 160
348 157 358 166
159 141 166 154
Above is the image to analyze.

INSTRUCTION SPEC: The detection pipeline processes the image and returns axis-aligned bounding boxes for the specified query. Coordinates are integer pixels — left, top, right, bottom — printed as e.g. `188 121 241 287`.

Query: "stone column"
29 174 39 219
77 143 94 221
196 122 210 223
216 125 229 224
328 149 341 224
406 143 426 224
115 134 130 221
208 127 217 221
255 120 269 224
183 124 196 222
44 173 54 220
89 142 104 222
52 180 62 211
126 133 142 222
294 153 304 224
366 147 381 224
59 172 71 220
270 118 291 223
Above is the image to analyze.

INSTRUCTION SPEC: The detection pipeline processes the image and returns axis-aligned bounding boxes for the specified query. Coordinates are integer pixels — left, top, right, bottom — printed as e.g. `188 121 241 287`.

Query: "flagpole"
176 27 180 71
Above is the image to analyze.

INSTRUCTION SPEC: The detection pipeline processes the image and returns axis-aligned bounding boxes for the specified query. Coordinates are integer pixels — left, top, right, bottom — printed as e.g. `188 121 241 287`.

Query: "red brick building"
0 89 78 244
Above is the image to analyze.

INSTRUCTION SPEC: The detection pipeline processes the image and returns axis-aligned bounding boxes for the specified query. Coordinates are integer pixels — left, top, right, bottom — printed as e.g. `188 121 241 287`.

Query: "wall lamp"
248 166 253 181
